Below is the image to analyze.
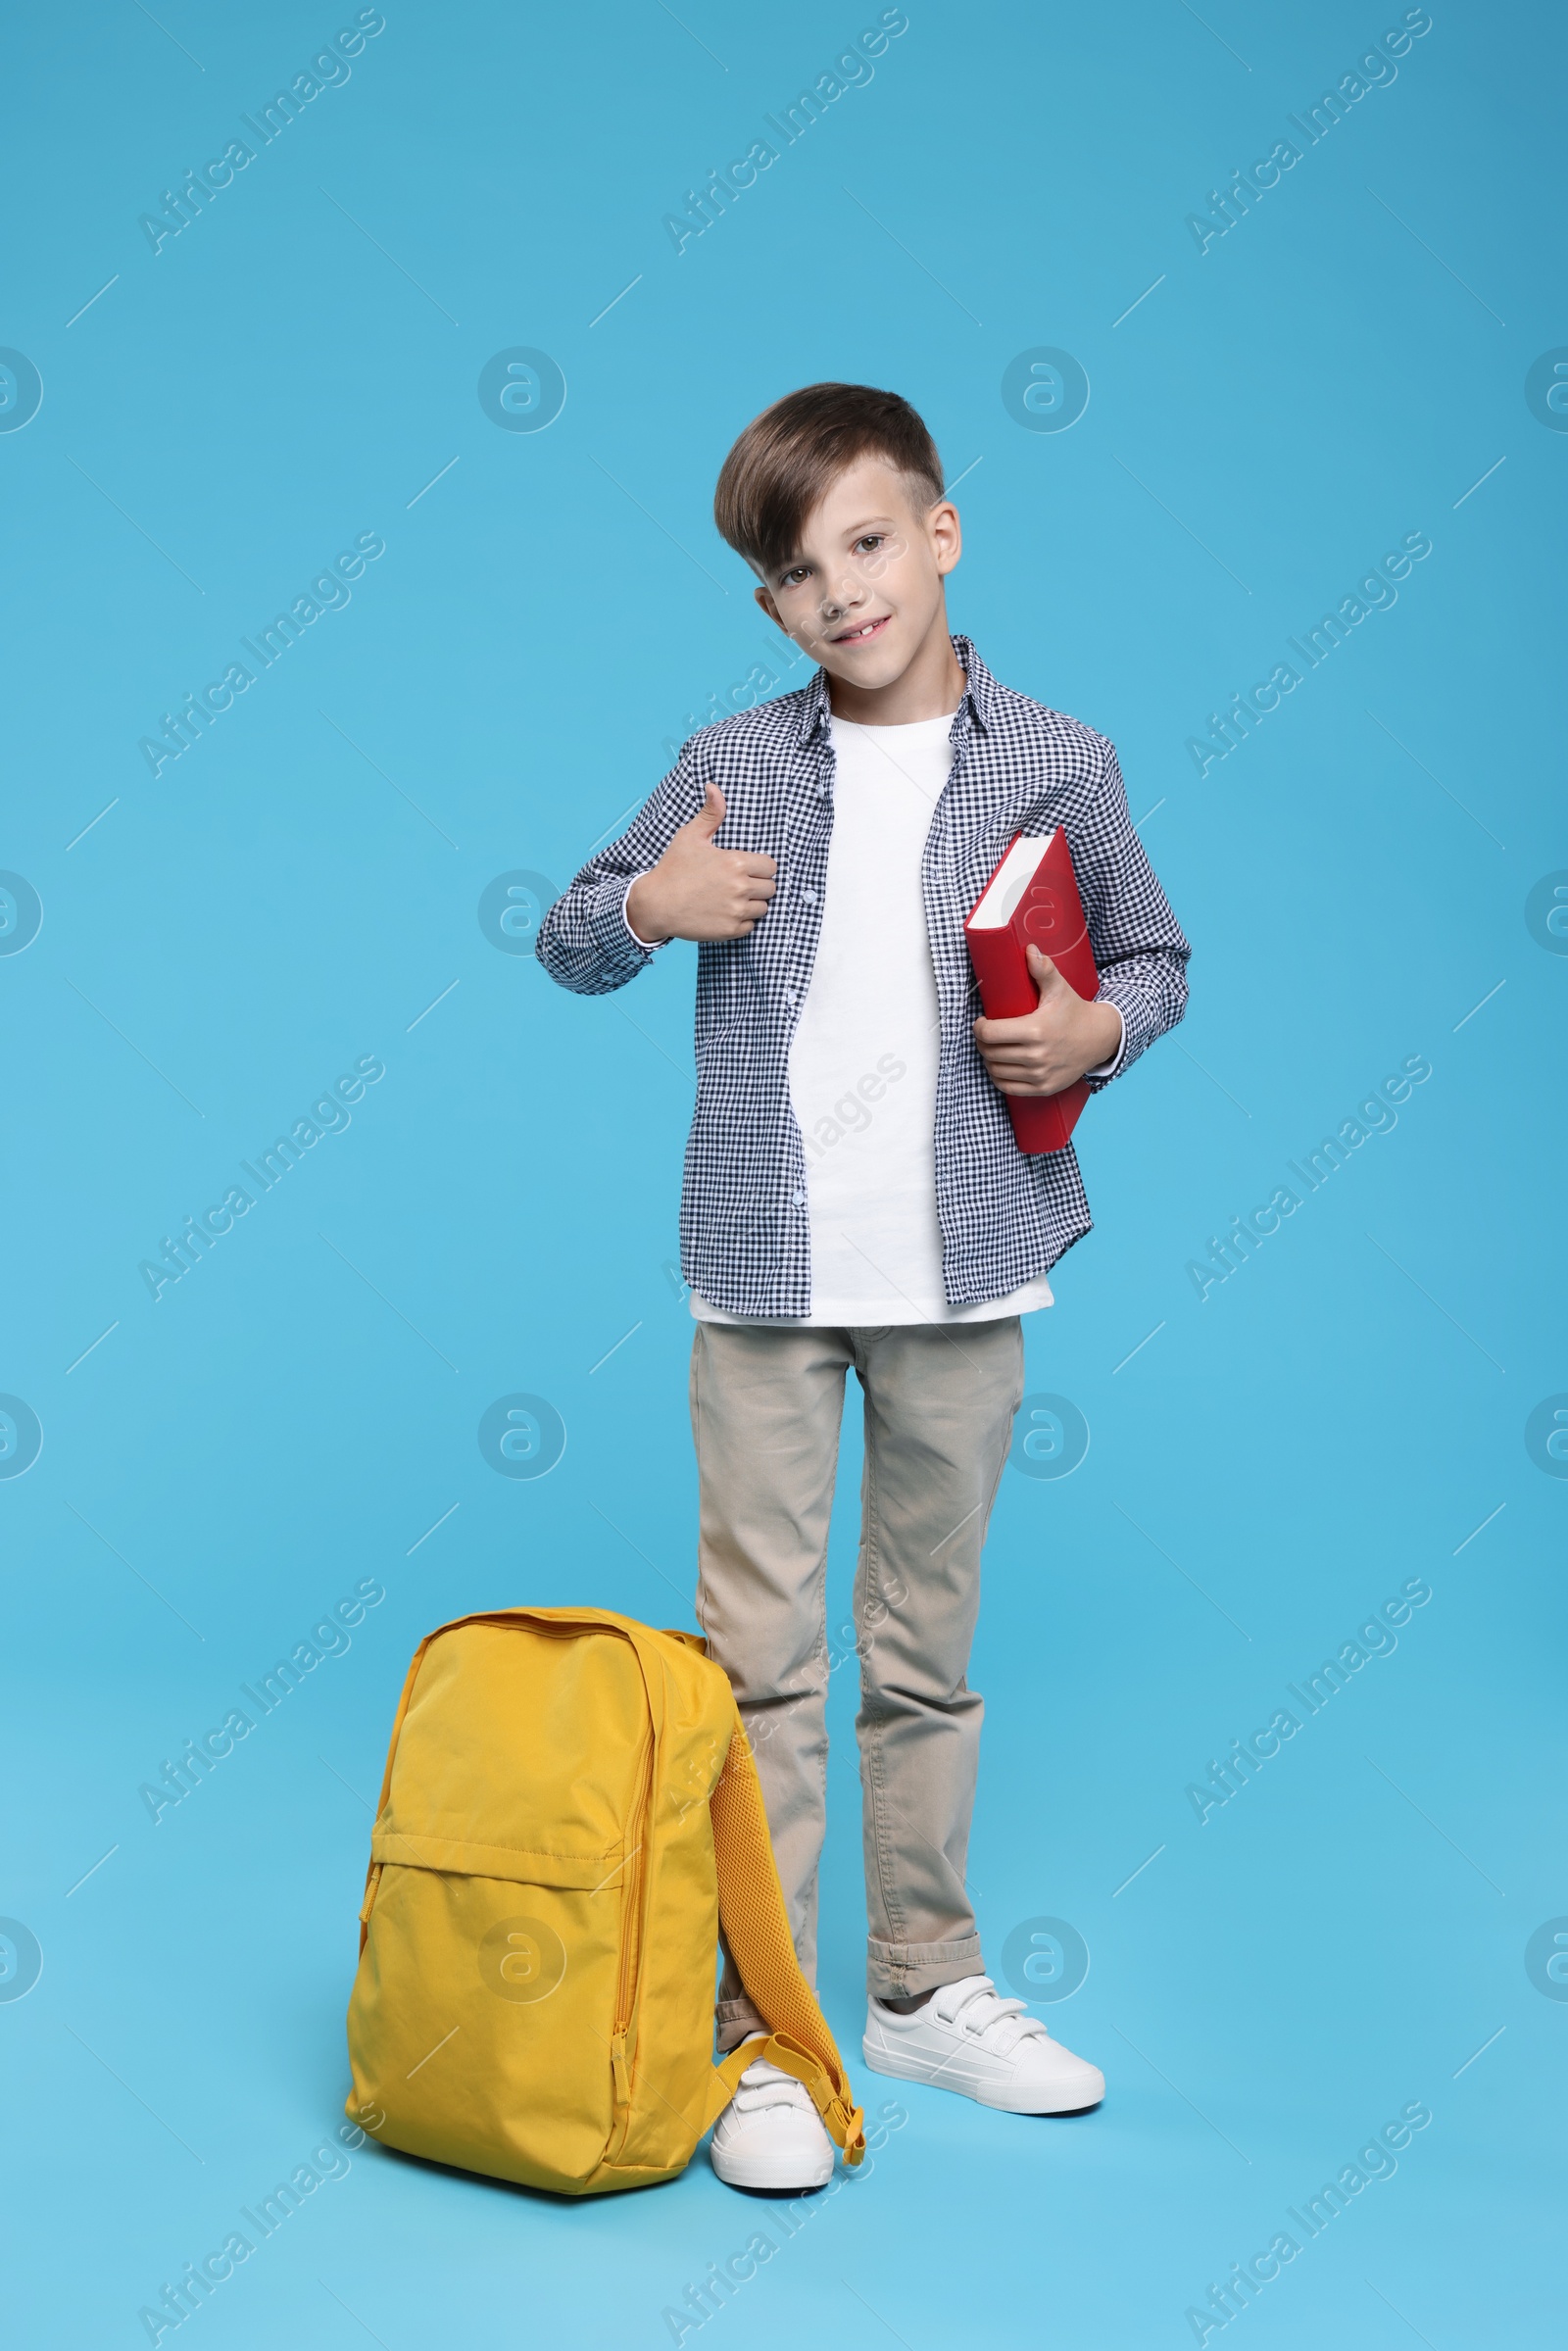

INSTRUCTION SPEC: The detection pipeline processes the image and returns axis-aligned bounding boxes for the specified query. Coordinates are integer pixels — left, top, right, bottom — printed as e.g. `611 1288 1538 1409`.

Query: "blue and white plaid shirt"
538 638 1189 1316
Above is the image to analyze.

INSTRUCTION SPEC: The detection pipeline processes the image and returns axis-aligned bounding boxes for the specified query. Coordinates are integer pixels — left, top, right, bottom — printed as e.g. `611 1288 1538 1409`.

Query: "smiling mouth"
830 614 891 644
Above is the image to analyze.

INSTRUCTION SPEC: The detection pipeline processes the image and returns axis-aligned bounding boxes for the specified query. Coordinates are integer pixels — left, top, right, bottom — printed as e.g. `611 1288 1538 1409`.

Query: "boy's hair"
713 382 944 574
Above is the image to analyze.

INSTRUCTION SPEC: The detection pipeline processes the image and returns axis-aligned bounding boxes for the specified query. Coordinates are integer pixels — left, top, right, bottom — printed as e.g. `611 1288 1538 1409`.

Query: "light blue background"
3 3 1563 2344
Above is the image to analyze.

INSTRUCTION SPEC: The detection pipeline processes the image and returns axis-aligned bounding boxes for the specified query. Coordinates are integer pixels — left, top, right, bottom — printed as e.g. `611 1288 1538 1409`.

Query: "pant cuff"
715 1995 768 2055
865 1933 983 2002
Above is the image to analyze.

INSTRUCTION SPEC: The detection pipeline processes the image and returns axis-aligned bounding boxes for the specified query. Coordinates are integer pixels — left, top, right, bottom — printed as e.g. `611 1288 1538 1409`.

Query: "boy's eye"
779 565 809 588
855 535 884 555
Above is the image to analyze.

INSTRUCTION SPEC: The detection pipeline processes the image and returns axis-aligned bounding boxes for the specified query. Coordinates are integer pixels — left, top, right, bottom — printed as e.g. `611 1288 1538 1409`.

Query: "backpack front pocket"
350 1849 631 2193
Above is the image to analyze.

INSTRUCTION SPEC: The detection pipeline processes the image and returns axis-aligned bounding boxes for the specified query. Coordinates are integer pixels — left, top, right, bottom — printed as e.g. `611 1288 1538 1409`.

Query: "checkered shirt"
537 637 1190 1315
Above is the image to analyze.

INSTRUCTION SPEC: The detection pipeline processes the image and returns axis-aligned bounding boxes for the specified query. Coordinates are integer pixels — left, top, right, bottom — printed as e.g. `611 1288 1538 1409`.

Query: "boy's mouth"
829 613 891 645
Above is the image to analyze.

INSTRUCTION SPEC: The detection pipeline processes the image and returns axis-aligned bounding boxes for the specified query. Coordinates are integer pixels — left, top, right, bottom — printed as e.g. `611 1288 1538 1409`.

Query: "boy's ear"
929 497 961 577
754 583 782 625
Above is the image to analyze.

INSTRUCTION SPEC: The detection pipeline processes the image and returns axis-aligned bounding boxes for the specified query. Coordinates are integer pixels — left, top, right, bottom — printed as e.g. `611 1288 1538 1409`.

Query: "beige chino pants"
690 1316 1024 2051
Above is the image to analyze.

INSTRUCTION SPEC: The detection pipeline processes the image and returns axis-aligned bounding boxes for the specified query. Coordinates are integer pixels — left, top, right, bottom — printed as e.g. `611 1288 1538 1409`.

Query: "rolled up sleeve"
1083 1003 1126 1081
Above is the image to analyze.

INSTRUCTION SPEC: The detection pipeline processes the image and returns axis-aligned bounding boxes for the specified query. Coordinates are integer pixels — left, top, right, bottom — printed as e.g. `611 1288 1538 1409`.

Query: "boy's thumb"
694 783 726 836
1025 944 1060 989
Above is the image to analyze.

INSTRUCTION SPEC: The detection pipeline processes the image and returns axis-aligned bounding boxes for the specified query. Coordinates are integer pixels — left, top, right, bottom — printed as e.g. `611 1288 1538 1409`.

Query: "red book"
963 829 1100 1155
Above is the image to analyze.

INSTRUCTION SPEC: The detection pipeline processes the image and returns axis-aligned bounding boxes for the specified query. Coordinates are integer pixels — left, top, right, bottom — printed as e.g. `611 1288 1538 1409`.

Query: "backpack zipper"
608 1730 655 2140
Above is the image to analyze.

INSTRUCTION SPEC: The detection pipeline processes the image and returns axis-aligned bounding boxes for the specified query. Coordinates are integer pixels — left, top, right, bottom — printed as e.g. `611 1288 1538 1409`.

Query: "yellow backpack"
344 1607 865 2195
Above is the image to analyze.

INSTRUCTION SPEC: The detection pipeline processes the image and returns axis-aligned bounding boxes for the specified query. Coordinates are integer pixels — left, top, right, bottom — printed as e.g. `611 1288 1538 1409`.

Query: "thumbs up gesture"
973 944 1123 1095
625 786 779 944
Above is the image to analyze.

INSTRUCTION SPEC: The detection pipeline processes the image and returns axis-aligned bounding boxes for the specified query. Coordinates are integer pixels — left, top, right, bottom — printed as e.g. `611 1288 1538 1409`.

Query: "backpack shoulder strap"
702 1710 865 2165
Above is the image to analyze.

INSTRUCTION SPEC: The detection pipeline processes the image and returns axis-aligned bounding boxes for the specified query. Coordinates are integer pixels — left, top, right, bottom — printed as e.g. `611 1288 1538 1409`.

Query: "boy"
538 383 1189 2190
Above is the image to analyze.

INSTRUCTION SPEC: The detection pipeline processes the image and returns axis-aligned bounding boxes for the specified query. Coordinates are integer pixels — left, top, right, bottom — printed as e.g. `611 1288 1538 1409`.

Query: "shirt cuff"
621 877 666 952
1083 1003 1126 1081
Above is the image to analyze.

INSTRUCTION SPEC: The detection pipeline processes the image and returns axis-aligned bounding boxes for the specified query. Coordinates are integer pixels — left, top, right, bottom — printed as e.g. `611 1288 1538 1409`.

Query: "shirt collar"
951 635 996 733
795 633 997 744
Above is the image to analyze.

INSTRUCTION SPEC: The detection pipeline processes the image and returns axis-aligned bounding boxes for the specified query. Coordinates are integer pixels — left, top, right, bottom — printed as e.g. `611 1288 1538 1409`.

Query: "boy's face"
752 456 960 693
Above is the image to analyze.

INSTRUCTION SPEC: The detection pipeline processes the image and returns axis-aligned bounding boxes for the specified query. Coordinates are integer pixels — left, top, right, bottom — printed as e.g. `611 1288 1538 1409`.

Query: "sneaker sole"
710 2146 833 2191
861 2037 1103 2115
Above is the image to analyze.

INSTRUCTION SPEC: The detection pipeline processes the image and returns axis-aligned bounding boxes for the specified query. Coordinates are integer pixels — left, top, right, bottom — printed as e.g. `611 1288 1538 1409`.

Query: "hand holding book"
974 939 1120 1094
965 830 1119 1154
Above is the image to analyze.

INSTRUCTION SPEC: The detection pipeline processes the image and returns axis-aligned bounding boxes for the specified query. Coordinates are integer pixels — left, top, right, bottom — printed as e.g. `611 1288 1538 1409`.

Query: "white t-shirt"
693 711 1056 1327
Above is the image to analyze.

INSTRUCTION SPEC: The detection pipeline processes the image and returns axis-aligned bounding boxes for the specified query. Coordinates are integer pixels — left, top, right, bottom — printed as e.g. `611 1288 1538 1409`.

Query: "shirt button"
802 888 817 905
786 989 798 1005
792 1191 806 1206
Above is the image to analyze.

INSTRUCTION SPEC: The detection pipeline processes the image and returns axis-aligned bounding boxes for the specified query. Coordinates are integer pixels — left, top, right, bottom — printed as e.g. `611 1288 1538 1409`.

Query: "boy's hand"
973 944 1122 1095
625 786 778 943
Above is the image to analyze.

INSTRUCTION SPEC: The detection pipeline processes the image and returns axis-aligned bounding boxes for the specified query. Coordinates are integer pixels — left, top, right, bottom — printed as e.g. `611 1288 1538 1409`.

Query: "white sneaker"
709 2036 834 2190
862 1976 1104 2114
